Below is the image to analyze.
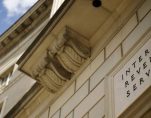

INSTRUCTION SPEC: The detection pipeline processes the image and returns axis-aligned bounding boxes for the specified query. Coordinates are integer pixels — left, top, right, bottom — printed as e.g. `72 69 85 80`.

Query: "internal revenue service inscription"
114 38 151 117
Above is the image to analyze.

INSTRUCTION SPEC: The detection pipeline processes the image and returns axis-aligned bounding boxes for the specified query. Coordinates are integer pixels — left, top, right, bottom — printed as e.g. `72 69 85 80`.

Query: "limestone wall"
39 0 151 117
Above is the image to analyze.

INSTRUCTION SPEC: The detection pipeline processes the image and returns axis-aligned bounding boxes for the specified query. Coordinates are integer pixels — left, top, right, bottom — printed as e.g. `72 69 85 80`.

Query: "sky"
0 0 38 36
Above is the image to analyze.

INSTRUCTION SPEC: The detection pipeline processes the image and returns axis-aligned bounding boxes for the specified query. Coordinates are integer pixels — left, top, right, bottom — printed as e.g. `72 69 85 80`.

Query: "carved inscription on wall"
114 38 151 117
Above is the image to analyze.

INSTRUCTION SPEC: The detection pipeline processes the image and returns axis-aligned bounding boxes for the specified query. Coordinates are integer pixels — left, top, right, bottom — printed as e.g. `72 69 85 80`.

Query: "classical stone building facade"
0 0 151 118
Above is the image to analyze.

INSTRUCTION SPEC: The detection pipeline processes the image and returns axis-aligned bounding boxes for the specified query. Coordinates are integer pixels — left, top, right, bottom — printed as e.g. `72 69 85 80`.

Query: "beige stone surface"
30 93 54 118
74 80 105 118
25 89 50 116
49 82 75 117
122 11 151 55
82 113 88 118
39 108 49 118
66 111 73 118
61 81 88 118
106 14 138 58
76 50 104 90
138 0 151 20
51 110 60 118
15 110 29 118
102 0 123 11
90 0 143 51
89 98 105 118
115 37 151 117
90 47 122 91
52 0 111 40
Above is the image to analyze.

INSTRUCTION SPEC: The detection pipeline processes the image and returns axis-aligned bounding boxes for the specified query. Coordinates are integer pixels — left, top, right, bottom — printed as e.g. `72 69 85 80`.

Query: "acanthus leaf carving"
32 26 91 93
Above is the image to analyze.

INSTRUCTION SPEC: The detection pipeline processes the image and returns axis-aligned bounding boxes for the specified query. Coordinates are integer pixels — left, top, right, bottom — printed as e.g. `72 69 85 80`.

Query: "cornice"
0 0 52 59
4 83 42 118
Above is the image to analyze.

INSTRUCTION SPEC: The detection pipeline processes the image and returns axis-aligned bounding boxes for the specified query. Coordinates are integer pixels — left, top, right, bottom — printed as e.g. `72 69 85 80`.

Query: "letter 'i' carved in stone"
122 74 124 80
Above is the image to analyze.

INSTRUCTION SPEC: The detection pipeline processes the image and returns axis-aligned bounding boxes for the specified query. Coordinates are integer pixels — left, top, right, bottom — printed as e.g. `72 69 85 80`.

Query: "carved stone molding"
32 26 90 93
